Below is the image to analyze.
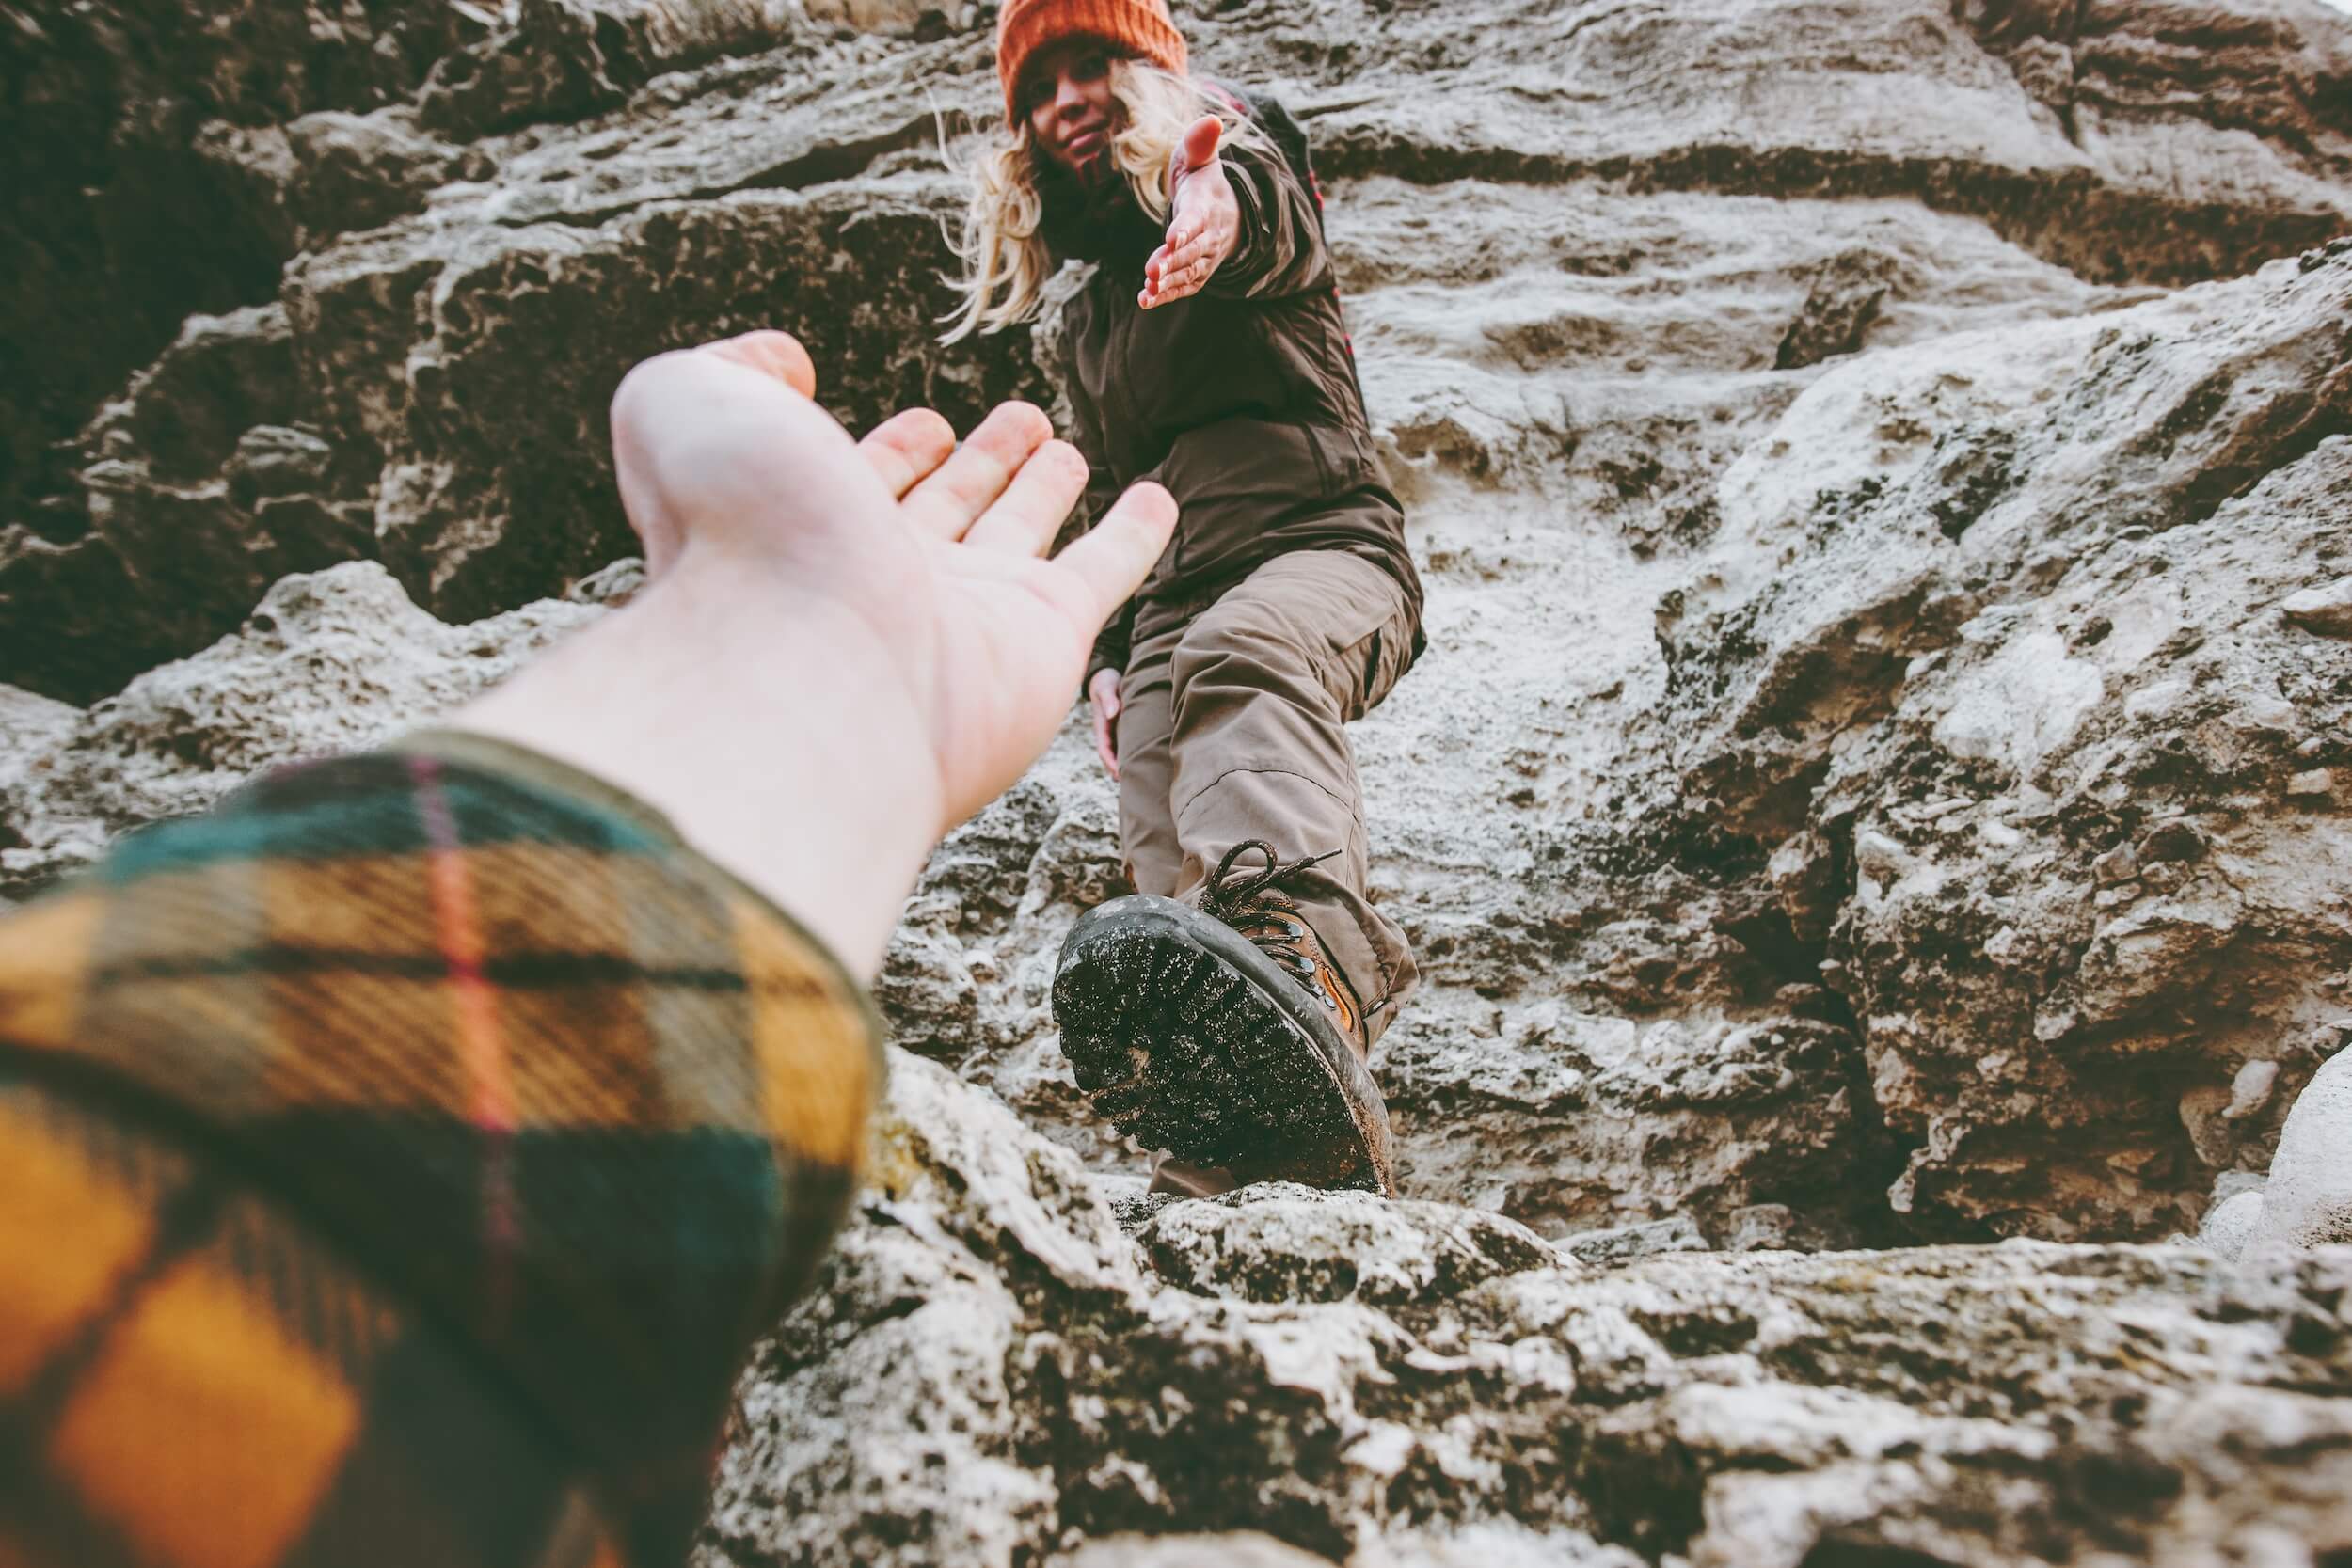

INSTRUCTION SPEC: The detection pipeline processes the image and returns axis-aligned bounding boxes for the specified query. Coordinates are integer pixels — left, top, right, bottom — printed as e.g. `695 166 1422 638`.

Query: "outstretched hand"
1140 115 1240 309
453 328 1175 974
611 330 1174 830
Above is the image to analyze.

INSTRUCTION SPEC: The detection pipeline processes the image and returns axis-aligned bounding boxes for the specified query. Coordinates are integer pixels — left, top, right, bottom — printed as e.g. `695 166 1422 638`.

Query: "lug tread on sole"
1053 924 1365 1179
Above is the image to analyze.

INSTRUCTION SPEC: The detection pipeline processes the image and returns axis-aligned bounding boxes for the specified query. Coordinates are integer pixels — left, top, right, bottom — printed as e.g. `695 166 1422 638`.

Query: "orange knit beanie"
995 0 1188 124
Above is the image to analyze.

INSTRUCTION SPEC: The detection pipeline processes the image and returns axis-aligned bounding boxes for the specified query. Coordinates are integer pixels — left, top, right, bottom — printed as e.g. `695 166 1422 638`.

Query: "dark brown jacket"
1051 93 1422 683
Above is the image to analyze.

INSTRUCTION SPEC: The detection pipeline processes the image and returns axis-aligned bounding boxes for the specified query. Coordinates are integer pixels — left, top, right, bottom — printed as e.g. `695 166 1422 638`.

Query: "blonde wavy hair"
939 59 1269 342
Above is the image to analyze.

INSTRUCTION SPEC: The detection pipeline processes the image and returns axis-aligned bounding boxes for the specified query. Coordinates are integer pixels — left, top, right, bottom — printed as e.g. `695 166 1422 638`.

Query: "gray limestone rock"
2255 1042 2352 1249
1666 251 2352 1240
704 1053 2352 1568
2283 576 2352 635
1053 1537 1340 1568
9 4 2352 1561
2200 1187 2269 1260
0 561 598 900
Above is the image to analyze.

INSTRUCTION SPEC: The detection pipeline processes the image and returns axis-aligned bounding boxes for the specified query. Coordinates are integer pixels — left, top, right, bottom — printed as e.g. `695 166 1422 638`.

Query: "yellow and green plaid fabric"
0 733 884 1568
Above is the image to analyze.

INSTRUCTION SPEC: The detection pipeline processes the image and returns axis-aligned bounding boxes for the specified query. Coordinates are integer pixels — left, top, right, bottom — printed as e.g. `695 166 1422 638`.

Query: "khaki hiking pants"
1113 549 1421 1051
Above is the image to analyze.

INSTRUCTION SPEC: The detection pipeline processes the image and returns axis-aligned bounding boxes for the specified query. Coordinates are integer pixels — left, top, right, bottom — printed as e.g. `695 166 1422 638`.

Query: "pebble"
2280 578 2352 636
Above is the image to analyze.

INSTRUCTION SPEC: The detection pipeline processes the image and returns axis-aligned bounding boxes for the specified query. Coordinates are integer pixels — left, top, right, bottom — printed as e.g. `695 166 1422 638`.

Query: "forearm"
447 546 943 979
1213 144 1327 299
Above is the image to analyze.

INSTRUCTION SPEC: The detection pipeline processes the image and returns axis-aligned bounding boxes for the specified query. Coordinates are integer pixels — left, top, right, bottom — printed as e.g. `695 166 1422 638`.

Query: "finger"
1165 115 1223 200
1053 481 1178 619
701 329 817 399
1140 272 1197 309
899 400 1054 541
1185 116 1224 167
857 407 956 499
1091 708 1120 778
1139 255 1186 307
1173 115 1222 180
964 438 1089 554
1177 229 1225 269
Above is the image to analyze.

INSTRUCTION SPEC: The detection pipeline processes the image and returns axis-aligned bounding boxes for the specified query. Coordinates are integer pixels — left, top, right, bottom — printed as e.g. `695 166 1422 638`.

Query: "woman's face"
1020 40 1117 178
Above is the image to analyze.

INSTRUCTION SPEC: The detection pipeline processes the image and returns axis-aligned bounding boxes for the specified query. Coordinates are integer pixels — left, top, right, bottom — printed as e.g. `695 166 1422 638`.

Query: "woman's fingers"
898 401 1054 540
859 408 956 499
701 329 817 398
1052 481 1177 620
1166 114 1224 197
1141 214 1229 307
1089 701 1120 779
1165 220 1220 263
1139 265 1211 309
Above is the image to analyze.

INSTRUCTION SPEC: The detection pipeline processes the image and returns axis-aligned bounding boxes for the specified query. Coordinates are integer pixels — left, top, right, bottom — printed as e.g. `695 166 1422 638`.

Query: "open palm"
608 330 1173 832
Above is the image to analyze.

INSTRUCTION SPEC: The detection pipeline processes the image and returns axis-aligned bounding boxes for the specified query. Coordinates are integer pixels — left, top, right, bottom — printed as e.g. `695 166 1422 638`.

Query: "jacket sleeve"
1206 135 1332 301
1065 383 1140 685
0 730 884 1568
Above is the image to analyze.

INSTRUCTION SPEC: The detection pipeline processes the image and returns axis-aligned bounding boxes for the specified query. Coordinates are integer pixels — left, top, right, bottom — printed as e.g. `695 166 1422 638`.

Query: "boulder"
0 561 598 899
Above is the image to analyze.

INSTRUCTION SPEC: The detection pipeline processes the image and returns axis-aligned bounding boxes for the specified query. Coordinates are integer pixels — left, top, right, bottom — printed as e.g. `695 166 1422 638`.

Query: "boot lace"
1199 840 1341 984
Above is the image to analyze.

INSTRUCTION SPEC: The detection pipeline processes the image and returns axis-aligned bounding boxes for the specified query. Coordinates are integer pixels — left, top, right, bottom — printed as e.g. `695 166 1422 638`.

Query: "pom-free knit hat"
996 0 1188 124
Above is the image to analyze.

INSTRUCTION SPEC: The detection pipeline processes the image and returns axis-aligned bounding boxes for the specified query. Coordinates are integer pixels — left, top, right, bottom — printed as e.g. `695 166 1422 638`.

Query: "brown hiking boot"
1195 843 1374 1064
1051 840 1395 1196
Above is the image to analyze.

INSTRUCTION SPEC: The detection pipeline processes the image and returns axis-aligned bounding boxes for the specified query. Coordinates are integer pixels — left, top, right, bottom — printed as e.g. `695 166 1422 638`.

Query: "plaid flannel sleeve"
0 730 886 1568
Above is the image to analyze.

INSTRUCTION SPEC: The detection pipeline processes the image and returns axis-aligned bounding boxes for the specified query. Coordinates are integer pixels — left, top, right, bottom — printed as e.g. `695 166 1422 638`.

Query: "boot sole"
1051 895 1394 1195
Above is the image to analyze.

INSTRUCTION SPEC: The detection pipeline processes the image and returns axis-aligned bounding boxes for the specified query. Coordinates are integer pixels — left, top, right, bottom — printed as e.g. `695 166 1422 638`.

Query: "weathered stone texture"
5 2 2352 1562
705 1054 2352 1568
0 562 597 899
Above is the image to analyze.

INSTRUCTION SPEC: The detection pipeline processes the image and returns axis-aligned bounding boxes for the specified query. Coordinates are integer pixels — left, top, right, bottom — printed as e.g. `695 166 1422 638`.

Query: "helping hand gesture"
456 328 1174 974
611 331 1175 832
1140 115 1240 309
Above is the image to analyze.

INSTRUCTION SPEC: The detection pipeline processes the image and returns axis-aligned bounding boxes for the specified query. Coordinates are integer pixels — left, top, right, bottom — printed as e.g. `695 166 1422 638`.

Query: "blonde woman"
953 0 1426 1196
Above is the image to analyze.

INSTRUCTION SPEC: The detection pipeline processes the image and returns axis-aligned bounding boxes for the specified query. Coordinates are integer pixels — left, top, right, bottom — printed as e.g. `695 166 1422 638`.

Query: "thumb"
1058 482 1177 627
701 329 818 400
1169 114 1223 192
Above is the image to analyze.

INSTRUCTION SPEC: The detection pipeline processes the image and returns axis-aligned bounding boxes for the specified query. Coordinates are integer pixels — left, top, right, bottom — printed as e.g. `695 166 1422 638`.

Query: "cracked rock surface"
6 0 2352 1562
707 1054 2352 1568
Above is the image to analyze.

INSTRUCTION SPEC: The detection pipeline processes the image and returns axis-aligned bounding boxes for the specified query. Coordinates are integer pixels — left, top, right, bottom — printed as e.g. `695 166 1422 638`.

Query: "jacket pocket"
1152 418 1329 585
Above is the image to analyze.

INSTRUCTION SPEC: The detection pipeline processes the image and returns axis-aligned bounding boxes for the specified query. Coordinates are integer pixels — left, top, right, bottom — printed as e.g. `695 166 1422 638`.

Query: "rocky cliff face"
5 1 2351 1562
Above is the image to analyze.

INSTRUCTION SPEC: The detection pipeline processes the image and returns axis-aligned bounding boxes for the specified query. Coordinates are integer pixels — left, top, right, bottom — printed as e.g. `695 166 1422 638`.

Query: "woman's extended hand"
1141 115 1240 309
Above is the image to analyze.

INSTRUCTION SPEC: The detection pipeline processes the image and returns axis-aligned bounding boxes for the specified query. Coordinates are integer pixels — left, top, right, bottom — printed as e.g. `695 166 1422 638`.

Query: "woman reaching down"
947 0 1427 1196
